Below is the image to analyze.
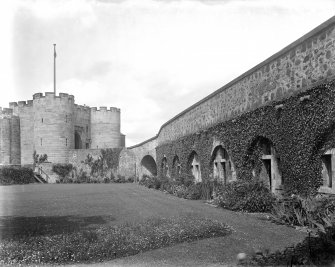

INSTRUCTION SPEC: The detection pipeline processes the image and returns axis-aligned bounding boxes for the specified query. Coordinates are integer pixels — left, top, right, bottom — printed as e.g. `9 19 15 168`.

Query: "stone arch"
172 155 181 179
188 151 202 183
313 124 335 194
75 130 82 149
246 136 282 194
210 145 236 184
140 155 157 177
161 156 170 178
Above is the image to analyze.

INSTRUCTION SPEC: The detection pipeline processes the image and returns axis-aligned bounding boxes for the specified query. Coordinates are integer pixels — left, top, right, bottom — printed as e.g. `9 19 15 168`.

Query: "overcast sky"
0 0 334 146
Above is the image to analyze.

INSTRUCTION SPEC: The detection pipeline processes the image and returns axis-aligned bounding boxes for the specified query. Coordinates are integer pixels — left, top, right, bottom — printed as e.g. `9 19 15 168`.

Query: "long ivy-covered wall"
156 79 335 196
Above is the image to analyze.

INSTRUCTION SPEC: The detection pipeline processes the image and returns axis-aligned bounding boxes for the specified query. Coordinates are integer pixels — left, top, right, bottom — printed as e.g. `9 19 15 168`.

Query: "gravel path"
0 184 306 266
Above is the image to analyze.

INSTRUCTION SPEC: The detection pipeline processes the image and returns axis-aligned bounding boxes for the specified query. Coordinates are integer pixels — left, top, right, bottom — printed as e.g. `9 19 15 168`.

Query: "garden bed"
0 216 231 265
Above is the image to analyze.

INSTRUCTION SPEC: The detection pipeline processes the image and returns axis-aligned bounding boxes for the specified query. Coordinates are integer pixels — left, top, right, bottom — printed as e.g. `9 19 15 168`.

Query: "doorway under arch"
211 145 236 184
75 131 82 149
247 136 282 194
141 155 157 177
188 151 201 183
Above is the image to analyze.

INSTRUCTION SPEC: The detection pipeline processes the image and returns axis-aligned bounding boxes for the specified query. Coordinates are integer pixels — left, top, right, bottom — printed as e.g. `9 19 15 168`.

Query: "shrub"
75 170 90 183
185 183 202 199
115 174 126 183
127 176 135 183
247 220 335 266
271 194 335 231
214 180 275 212
139 174 161 189
0 167 35 185
52 164 73 178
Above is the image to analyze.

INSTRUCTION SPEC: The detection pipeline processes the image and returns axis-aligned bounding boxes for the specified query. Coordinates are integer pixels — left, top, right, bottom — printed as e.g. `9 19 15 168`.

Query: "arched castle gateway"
0 92 125 165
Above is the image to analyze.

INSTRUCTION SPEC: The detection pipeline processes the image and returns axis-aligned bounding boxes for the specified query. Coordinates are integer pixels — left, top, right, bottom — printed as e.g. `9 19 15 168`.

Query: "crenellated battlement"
1 90 124 166
90 106 120 112
9 100 33 109
32 92 74 102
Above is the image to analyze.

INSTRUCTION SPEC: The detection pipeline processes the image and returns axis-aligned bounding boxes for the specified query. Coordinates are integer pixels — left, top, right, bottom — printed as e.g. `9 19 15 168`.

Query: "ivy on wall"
84 148 122 178
156 79 335 196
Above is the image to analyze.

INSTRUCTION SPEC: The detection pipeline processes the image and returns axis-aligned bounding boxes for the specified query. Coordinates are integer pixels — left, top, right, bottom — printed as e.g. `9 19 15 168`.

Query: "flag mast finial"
53 44 56 95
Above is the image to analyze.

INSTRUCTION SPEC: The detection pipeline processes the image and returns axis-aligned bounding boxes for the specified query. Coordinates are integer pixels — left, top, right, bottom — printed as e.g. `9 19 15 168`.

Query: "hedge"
0 167 35 185
156 79 335 196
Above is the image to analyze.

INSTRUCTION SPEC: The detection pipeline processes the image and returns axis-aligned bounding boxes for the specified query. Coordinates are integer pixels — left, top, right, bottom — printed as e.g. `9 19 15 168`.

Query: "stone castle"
0 92 125 166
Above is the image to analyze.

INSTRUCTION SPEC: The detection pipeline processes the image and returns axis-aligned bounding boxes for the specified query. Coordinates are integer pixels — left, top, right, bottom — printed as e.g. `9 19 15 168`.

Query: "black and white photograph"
0 0 335 265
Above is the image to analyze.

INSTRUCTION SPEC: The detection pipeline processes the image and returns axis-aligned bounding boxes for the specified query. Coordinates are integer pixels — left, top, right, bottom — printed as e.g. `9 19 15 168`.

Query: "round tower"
90 107 121 149
0 108 20 165
33 92 74 163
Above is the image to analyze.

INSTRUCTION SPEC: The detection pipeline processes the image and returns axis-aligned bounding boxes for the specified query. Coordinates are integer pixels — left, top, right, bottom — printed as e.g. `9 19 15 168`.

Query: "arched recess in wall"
141 155 157 177
161 156 169 178
312 123 335 193
171 155 181 180
246 136 282 194
75 131 82 149
188 151 202 183
210 145 236 184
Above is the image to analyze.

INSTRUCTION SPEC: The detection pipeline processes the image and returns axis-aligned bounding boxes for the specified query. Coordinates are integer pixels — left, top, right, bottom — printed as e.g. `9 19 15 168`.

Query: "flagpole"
53 44 56 95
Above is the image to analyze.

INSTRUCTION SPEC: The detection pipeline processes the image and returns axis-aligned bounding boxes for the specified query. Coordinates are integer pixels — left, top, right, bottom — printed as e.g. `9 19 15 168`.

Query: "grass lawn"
0 184 231 264
0 183 306 265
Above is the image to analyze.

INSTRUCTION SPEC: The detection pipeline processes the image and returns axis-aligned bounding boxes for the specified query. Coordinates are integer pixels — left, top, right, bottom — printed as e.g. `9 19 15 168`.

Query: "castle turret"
33 92 74 163
0 108 21 165
90 107 121 148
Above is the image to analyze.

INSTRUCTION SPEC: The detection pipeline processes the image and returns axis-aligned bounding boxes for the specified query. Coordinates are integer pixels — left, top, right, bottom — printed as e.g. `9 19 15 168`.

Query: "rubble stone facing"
0 93 124 165
158 17 335 145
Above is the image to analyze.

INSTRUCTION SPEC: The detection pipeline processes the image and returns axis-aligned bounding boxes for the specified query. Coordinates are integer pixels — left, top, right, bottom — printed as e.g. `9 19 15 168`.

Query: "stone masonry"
0 92 125 165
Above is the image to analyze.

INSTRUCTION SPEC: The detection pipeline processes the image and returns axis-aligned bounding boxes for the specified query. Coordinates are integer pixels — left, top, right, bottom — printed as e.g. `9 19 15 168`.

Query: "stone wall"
33 92 75 163
0 115 20 165
68 149 101 175
90 107 121 149
74 105 91 149
157 16 335 145
118 148 136 178
128 137 158 180
3 92 123 165
10 102 34 165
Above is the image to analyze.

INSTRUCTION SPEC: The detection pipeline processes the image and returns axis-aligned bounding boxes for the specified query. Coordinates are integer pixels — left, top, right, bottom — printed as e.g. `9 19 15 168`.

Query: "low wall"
68 149 102 176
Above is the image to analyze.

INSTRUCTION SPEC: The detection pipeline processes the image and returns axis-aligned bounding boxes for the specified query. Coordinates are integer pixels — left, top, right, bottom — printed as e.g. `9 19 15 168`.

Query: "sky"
0 0 334 146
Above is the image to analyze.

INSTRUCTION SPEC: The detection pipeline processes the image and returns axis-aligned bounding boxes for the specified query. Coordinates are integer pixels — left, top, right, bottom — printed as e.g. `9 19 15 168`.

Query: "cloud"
75 61 113 80
3 0 335 146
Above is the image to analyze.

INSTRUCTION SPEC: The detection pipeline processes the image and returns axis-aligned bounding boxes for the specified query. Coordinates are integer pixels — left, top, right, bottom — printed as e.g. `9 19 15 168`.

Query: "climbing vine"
84 148 122 178
156 80 335 196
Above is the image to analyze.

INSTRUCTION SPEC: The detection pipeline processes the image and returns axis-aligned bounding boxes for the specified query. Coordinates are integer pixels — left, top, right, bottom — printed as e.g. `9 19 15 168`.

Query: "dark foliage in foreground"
0 167 34 185
214 180 276 212
0 217 230 265
247 224 335 266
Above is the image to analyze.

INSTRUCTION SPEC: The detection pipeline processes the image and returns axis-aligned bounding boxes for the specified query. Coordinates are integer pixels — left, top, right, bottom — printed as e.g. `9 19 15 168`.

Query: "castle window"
321 154 332 188
86 125 88 133
66 138 68 147
41 118 43 123
40 138 42 146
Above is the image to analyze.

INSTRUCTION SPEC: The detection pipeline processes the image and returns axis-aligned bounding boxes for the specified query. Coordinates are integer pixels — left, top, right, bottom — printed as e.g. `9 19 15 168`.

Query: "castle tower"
0 108 21 165
90 107 121 149
10 100 34 165
33 92 74 163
